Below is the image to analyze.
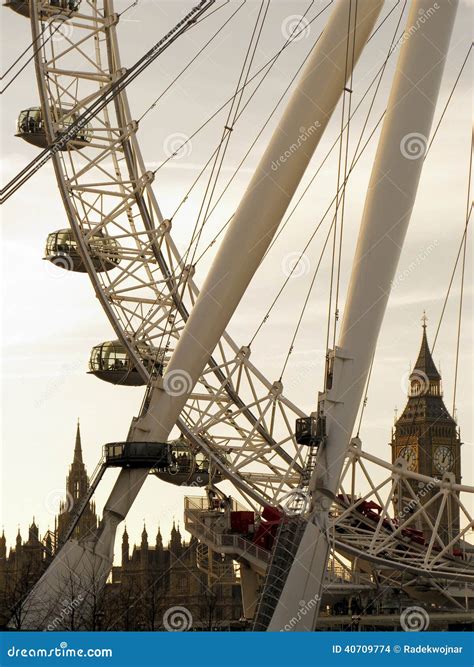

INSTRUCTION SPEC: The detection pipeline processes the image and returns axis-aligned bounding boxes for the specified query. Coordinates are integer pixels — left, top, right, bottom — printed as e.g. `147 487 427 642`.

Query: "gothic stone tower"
391 317 461 545
56 421 98 543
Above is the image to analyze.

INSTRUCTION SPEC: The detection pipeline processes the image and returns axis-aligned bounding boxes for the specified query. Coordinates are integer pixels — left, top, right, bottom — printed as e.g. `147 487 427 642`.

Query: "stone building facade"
0 422 242 630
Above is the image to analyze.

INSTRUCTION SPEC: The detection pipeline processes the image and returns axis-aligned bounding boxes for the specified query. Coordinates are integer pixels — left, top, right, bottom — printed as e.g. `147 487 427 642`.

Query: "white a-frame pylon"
267 0 459 631
18 0 383 628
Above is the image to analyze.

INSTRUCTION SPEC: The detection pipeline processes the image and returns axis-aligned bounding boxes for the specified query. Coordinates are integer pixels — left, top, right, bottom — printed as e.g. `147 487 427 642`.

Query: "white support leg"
131 0 384 442
268 0 459 631
104 0 383 520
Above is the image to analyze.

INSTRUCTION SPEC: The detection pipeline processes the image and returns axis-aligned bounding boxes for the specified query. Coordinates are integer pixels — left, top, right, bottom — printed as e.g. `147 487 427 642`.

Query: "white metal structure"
5 0 472 630
26 0 320 508
268 0 463 630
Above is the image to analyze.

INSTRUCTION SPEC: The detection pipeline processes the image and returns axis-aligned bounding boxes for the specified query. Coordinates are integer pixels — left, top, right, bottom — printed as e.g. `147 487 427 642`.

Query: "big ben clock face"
433 446 454 473
396 445 418 471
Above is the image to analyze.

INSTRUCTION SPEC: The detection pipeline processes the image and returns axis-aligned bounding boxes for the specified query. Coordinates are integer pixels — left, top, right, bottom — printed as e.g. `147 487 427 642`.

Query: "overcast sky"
1 0 472 556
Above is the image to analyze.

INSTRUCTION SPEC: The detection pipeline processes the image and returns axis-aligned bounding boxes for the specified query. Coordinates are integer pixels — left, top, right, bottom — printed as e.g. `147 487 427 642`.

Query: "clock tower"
391 315 461 545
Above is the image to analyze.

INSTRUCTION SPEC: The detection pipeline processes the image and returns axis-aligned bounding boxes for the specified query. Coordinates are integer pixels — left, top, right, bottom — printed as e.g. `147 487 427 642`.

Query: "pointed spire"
140 522 148 558
73 419 83 464
29 517 38 542
412 314 441 381
156 525 162 542
121 527 129 565
170 520 182 555
0 530 6 560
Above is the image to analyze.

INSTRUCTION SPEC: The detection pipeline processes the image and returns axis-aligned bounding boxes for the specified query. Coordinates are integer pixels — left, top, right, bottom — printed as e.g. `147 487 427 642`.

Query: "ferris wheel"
4 0 473 631
13 0 314 508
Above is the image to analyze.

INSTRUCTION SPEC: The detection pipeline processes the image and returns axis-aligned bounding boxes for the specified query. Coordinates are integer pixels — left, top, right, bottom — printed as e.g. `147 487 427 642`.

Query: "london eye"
1 0 472 632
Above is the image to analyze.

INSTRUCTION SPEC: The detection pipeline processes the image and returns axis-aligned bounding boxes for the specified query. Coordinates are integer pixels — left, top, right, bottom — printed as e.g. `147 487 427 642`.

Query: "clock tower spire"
391 316 461 544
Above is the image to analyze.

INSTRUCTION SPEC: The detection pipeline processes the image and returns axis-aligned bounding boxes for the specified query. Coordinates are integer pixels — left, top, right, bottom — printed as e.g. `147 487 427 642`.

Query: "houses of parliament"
0 321 464 629
0 422 243 630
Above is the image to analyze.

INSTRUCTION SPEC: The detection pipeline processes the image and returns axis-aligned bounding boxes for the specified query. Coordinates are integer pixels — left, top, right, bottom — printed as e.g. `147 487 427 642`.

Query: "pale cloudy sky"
1 0 472 556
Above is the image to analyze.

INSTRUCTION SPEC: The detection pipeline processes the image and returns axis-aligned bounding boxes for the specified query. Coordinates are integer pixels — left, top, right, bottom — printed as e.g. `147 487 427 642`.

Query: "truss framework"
25 0 473 591
30 0 308 508
328 442 474 589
